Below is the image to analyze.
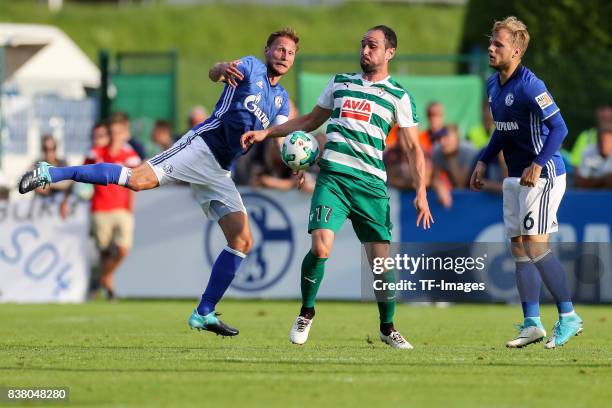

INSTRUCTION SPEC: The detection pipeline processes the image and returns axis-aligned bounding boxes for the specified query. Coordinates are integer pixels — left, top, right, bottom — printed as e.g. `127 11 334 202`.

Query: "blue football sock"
48 163 126 186
197 247 246 316
533 250 574 315
515 257 541 318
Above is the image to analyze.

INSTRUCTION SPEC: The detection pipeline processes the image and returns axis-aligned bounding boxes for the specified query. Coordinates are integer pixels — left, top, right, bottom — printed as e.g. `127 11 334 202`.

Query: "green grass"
0 301 610 407
0 1 465 124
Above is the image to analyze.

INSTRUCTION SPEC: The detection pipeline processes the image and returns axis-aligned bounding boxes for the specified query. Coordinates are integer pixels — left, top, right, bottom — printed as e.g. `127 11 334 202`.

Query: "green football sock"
376 269 397 324
301 250 327 308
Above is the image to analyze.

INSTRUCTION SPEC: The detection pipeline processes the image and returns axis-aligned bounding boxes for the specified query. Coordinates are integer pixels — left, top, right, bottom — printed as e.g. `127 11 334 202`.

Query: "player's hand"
520 163 542 187
470 161 487 191
240 130 269 150
293 170 306 190
222 60 244 87
414 189 434 230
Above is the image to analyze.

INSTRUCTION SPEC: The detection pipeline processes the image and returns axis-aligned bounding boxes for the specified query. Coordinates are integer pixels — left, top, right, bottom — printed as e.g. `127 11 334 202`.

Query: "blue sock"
533 250 574 315
49 163 125 185
197 247 246 316
515 258 541 318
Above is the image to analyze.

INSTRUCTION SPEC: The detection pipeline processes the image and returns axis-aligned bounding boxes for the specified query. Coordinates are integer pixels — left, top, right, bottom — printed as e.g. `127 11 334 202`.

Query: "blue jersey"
487 65 565 178
192 56 290 169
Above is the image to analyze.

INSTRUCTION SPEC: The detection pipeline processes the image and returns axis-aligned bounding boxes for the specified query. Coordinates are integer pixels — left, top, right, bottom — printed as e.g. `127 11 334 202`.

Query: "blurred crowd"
384 102 612 208
3 102 611 208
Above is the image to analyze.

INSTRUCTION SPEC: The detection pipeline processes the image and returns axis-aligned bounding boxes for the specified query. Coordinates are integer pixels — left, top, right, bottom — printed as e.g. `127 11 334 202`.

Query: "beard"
267 63 282 77
360 58 375 73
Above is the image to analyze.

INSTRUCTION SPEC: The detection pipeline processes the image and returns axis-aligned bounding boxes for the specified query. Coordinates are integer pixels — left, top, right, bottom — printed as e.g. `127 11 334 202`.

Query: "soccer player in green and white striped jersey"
242 25 433 349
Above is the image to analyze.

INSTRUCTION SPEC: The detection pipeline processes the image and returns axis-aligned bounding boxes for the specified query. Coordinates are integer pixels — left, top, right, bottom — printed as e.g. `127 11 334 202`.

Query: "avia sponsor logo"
340 98 372 122
495 121 519 131
244 93 270 128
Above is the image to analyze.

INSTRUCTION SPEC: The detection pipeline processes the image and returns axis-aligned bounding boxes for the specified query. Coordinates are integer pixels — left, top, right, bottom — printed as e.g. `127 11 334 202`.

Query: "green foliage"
1 1 464 127
0 301 611 406
461 0 612 145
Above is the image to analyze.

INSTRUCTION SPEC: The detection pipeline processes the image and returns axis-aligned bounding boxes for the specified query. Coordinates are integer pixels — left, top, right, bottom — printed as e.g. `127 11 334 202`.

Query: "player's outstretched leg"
18 160 161 194
506 249 546 348
189 212 251 337
19 161 132 194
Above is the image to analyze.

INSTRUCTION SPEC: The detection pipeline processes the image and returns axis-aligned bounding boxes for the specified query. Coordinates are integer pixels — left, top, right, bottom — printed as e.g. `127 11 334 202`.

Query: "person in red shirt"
92 114 141 299
61 117 141 299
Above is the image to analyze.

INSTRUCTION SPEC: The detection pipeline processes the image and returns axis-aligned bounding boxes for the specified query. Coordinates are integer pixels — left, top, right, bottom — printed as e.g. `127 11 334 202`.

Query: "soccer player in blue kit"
470 17 583 348
18 28 299 337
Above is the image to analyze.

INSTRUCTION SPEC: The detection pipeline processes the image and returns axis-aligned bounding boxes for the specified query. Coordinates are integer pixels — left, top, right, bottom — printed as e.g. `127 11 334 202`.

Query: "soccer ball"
281 131 320 171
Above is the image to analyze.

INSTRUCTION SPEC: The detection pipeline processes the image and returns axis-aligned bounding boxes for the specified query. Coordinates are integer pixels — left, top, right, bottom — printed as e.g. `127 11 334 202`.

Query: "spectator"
0 170 9 201
248 137 315 193
385 136 434 190
32 134 70 197
420 101 448 155
151 119 174 152
109 112 146 160
188 105 209 129
467 100 495 149
432 125 478 189
569 106 612 168
91 121 111 149
574 126 612 189
233 98 306 188
62 120 141 300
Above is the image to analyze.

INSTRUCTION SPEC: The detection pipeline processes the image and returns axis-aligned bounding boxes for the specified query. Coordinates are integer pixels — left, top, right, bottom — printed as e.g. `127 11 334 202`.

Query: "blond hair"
492 16 530 56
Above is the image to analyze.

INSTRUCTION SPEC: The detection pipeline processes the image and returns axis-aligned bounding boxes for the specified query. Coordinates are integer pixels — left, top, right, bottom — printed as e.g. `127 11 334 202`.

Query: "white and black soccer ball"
280 131 320 171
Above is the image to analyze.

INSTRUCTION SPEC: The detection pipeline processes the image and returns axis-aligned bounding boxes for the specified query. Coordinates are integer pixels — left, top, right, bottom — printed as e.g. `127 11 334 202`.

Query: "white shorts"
502 174 566 238
147 131 246 221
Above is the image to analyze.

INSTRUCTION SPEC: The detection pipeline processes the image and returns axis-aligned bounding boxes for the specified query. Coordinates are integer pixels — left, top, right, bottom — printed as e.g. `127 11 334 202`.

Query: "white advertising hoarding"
116 185 400 299
0 197 90 303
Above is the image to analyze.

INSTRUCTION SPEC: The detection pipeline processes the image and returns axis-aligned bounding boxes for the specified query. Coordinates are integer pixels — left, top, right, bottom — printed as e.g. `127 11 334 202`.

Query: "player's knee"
116 246 130 259
521 237 549 260
311 240 331 258
228 233 253 255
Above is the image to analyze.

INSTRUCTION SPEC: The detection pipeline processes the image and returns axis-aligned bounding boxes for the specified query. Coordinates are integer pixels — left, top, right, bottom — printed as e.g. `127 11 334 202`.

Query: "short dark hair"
108 111 129 125
368 25 397 49
92 121 107 131
267 28 299 50
153 119 173 132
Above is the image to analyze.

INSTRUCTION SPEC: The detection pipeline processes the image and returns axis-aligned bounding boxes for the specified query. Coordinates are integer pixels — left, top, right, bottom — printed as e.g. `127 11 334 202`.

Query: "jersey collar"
360 74 390 85
497 64 523 87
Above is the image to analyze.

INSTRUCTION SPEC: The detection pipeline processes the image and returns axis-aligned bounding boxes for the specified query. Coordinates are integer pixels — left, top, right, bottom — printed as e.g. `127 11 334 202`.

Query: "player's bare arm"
240 105 331 149
398 125 434 229
209 60 244 87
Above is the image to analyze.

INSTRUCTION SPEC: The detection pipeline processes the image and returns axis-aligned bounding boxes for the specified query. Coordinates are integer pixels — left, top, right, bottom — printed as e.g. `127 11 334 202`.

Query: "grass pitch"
0 300 610 407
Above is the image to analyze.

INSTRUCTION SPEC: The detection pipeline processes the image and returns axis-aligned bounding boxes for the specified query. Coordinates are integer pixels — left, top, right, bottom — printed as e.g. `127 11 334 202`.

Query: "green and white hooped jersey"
316 73 418 183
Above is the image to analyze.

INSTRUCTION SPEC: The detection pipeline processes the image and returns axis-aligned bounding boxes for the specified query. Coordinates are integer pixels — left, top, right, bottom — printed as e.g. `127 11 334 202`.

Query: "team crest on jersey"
274 95 283 109
535 92 553 109
162 162 173 174
505 93 514 106
340 98 372 122
256 80 263 89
